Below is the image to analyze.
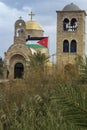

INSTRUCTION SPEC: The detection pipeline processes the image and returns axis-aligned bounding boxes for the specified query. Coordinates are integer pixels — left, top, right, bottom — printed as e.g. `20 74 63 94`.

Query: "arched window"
16 28 24 37
63 18 69 31
71 18 77 31
63 40 69 52
70 40 77 52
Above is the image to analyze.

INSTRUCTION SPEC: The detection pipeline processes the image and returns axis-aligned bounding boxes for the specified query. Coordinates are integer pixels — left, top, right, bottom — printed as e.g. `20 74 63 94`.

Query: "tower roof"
63 3 81 11
26 20 43 31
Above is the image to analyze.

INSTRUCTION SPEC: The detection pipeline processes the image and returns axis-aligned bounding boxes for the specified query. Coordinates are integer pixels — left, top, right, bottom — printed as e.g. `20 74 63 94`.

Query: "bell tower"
56 3 86 71
14 17 26 44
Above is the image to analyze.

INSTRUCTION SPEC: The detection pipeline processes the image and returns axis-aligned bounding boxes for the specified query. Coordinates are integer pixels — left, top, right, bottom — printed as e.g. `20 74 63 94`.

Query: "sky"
0 0 87 59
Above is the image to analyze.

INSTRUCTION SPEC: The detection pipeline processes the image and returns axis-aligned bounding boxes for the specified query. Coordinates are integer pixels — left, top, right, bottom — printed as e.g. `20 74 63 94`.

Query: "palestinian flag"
25 37 48 54
25 37 48 48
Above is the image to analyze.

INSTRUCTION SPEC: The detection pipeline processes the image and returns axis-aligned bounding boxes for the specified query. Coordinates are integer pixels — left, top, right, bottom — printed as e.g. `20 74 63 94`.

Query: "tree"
29 51 48 71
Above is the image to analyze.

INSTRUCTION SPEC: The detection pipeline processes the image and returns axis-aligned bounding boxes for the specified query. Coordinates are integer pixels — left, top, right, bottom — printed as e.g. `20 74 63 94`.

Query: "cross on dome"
28 11 35 21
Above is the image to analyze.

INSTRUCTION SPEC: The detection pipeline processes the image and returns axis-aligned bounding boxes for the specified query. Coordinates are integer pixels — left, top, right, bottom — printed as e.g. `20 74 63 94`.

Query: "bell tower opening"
14 63 24 78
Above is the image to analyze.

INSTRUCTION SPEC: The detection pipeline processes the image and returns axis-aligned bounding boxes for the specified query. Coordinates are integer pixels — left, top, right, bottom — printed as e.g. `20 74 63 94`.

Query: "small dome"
63 3 81 11
26 20 43 31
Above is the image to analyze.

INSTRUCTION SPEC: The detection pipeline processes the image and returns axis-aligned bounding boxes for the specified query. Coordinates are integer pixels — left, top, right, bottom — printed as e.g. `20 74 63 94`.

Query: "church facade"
4 13 49 79
56 3 86 71
4 3 87 79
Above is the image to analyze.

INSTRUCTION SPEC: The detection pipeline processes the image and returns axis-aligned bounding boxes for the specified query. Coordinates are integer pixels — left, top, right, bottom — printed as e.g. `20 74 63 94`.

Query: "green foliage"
29 51 48 69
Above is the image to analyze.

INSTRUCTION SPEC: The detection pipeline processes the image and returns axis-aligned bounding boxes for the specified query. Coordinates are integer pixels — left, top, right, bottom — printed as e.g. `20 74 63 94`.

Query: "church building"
4 3 87 79
56 3 86 71
4 12 49 79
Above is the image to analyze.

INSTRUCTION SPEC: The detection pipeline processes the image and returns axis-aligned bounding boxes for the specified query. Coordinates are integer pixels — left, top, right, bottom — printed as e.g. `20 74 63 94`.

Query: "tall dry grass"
0 65 87 130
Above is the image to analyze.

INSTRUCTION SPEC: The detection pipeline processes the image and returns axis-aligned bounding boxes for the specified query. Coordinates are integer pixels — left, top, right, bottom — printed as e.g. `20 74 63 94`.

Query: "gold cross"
29 11 35 21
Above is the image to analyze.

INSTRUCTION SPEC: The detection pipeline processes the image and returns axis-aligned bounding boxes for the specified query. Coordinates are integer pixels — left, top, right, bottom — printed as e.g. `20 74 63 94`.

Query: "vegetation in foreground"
0 53 87 130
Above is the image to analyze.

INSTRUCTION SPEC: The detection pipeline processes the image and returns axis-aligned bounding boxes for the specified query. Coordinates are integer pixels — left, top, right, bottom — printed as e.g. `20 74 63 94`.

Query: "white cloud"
22 6 31 12
0 2 27 30
0 2 57 58
0 2 28 57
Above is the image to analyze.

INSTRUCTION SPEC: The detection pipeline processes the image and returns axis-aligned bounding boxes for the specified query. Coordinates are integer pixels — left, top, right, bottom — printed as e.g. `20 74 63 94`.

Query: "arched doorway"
14 63 24 78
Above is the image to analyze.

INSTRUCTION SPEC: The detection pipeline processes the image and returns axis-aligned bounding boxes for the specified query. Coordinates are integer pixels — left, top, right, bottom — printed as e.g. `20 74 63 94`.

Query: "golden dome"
26 20 43 31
